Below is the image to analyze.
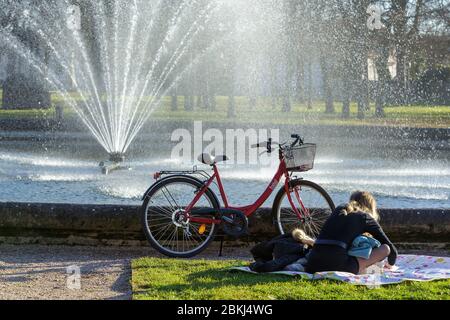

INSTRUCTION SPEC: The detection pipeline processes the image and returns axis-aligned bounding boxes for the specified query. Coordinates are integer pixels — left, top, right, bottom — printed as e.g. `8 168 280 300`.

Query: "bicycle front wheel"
141 176 220 258
272 180 335 239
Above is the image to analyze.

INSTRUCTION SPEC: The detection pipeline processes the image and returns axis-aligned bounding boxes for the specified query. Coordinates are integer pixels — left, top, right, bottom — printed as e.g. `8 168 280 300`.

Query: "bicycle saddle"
198 153 229 165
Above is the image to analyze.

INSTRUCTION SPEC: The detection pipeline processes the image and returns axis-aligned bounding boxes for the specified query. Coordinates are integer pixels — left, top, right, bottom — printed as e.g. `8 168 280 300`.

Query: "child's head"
292 228 315 247
344 191 379 221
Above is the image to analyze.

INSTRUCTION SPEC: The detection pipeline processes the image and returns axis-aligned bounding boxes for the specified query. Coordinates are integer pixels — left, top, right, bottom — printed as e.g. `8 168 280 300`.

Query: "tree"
0 0 52 110
319 54 335 114
280 0 298 112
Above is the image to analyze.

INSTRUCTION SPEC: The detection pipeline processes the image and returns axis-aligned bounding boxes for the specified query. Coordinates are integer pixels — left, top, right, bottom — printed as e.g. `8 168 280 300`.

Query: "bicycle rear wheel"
272 180 335 239
141 176 219 258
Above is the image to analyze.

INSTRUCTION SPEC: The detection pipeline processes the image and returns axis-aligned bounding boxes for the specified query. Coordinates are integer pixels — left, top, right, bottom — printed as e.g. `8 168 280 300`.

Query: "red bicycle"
141 134 335 258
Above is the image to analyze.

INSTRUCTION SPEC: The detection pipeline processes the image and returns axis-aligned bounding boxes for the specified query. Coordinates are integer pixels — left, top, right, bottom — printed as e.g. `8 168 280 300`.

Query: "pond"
0 125 448 209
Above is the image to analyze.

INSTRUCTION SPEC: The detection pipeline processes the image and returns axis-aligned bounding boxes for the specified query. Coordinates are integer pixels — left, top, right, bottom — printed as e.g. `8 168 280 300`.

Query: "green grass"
153 98 450 128
0 91 449 128
131 258 450 300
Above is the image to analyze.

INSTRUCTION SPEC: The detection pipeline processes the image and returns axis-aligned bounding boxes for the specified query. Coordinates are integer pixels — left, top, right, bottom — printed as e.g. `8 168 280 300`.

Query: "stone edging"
0 202 448 248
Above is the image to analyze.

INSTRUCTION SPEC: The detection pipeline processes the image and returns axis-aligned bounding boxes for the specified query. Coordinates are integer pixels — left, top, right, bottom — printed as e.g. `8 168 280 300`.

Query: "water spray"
99 153 130 175
109 152 126 163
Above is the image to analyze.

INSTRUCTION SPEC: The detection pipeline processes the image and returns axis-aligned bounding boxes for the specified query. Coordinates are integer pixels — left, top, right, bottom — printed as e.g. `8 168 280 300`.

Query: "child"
249 229 314 273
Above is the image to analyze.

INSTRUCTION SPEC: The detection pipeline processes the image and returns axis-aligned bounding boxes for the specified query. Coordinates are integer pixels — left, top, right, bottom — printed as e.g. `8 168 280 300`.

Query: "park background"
0 0 448 301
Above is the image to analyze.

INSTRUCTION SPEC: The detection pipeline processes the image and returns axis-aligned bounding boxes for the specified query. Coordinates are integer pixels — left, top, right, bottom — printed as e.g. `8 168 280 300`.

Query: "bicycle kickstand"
218 234 224 257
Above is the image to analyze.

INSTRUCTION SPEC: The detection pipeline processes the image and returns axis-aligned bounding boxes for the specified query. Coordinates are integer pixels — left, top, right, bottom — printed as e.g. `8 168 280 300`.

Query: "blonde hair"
343 191 379 221
292 229 315 247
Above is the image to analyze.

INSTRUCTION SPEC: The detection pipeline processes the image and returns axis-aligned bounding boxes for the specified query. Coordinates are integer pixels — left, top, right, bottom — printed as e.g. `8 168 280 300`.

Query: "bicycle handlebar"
290 134 304 147
251 141 269 149
251 138 275 153
252 134 304 154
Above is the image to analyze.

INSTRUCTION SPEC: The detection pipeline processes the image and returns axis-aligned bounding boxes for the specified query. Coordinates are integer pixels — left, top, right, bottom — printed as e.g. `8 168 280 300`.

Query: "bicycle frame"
186 154 310 225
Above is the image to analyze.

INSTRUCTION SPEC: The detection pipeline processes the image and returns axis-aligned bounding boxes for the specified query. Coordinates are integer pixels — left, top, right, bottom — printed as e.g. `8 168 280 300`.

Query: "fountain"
98 152 127 175
0 0 448 206
0 0 224 173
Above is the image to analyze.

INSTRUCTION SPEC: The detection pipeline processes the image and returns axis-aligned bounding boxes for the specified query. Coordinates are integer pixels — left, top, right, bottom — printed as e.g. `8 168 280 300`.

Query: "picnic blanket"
230 255 450 286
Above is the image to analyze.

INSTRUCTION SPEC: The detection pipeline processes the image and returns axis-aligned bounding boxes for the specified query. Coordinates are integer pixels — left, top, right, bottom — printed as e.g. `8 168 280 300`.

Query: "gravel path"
0 244 252 300
1 244 447 300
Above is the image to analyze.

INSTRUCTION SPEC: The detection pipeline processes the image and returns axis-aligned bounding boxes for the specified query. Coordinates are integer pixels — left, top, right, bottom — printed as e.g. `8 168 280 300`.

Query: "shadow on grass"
135 263 304 294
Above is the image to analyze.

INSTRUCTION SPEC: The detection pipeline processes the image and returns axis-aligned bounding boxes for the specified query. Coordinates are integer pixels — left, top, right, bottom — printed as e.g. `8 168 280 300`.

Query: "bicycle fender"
287 178 304 188
141 175 221 207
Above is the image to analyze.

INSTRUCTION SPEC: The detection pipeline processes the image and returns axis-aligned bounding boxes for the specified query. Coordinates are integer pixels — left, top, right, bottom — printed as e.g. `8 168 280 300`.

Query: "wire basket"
284 144 317 172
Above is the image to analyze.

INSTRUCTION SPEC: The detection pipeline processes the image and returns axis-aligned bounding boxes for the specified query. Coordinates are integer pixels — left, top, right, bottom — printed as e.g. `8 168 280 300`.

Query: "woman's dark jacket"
311 207 398 266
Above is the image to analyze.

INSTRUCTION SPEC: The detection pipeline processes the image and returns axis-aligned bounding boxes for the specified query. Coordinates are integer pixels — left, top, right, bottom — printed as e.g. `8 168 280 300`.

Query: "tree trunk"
248 96 257 110
357 96 366 120
282 63 292 112
357 77 367 119
189 96 195 110
354 0 371 119
171 94 178 111
282 95 291 113
296 57 304 103
325 93 334 114
342 94 350 118
184 95 193 111
3 36 50 110
357 46 368 119
342 76 351 118
374 46 390 118
6 50 16 77
342 64 352 118
271 96 277 110
320 56 335 114
396 47 407 104
375 94 385 118
282 0 297 113
209 93 216 111
196 95 202 109
227 95 236 118
269 57 278 110
391 0 409 105
203 95 210 110
307 61 313 110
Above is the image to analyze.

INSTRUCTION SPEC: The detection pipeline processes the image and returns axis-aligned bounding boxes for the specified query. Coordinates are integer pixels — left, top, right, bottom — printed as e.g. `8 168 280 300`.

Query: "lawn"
131 258 450 300
0 91 449 128
152 98 450 128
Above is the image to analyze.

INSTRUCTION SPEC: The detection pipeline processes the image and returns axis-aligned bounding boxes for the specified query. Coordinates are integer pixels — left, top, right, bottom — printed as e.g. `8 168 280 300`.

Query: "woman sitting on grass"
305 191 397 275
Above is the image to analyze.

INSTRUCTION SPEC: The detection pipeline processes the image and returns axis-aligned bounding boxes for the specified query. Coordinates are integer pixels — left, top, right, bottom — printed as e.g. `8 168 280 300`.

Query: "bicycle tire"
141 176 220 258
272 180 335 238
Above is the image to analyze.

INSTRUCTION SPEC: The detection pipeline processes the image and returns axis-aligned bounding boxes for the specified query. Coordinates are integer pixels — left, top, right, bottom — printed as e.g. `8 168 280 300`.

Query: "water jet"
109 152 125 163
0 0 218 157
99 153 130 175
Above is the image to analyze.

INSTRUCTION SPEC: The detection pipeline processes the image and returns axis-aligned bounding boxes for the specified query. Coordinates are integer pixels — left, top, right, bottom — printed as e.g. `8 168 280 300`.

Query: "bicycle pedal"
220 209 249 238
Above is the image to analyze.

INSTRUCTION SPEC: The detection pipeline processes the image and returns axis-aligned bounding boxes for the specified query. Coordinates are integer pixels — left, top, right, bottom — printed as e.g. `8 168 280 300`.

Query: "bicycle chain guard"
221 209 249 238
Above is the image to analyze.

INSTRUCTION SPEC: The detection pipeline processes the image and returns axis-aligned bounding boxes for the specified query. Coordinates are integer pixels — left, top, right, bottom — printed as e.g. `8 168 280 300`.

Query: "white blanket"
230 255 450 286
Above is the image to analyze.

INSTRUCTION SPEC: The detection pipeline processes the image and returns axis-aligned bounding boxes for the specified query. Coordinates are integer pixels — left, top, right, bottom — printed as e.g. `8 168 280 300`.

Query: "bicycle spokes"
277 183 333 238
144 180 217 255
